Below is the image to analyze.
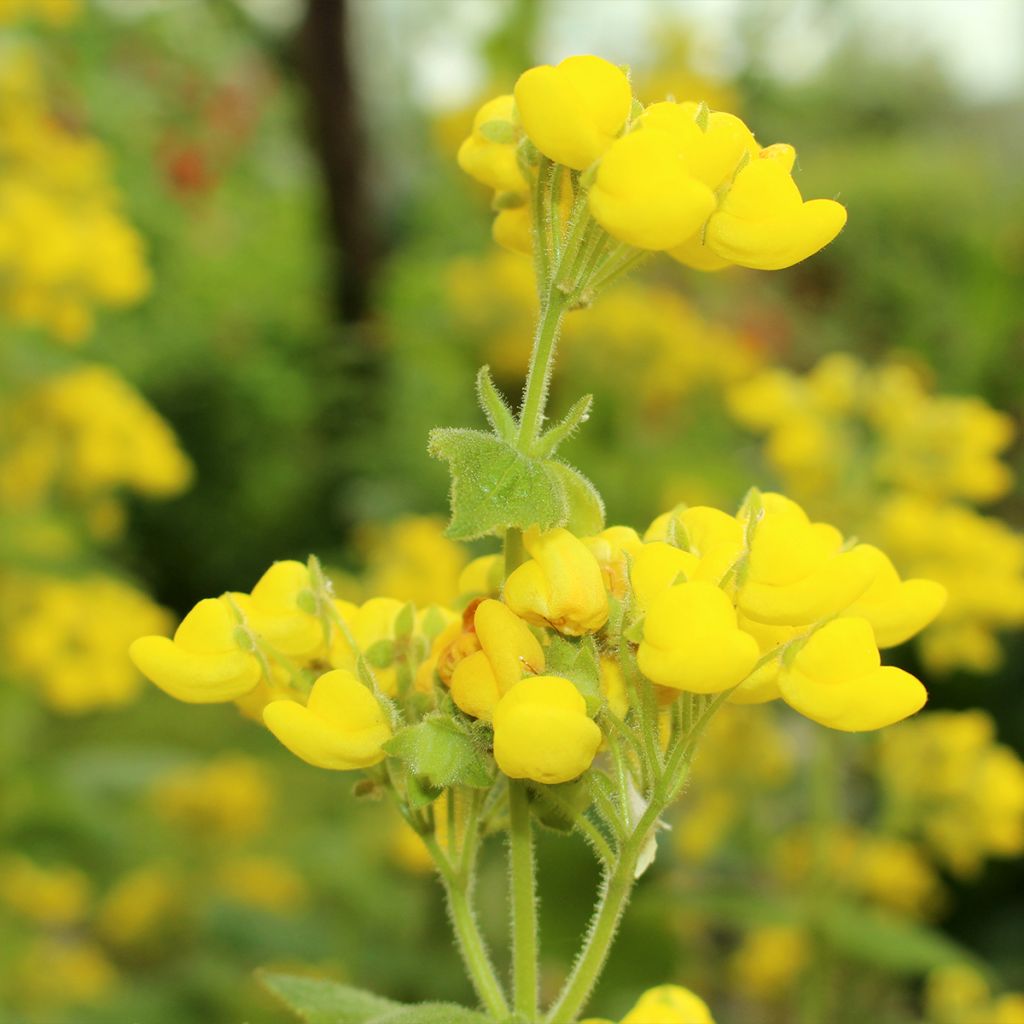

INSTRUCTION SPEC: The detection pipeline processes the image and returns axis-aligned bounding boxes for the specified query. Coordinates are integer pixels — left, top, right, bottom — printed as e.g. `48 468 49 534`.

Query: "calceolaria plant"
130 55 945 1024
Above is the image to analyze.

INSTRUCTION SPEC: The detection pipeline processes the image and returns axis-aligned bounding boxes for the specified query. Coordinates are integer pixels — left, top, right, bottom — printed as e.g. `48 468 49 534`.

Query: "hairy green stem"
508 781 539 1021
516 290 569 453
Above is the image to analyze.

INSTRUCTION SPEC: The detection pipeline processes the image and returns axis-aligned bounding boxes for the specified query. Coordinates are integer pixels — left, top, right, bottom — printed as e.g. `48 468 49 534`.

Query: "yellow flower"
263 668 391 771
630 541 697 611
514 55 632 170
129 596 262 703
844 546 947 648
0 856 91 927
644 505 745 583
727 615 797 704
215 855 309 913
329 596 405 695
492 675 601 784
638 581 759 693
458 553 505 598
739 493 877 626
504 527 609 635
493 204 533 254
779 617 927 731
240 560 323 659
699 144 847 270
730 925 809 1001
449 599 545 720
618 984 716 1023
457 95 527 193
583 525 644 599
588 129 715 250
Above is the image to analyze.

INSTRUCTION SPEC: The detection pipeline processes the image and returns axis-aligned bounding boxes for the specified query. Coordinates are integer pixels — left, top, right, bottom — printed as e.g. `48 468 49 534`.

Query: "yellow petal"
129 636 261 704
621 983 716 1024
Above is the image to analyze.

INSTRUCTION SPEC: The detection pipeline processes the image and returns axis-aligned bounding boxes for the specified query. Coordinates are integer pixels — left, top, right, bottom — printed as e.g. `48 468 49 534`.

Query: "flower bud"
584 525 644 599
263 669 391 770
492 205 532 254
779 617 927 731
449 599 545 720
619 984 716 1023
457 95 527 193
513 55 632 170
638 581 759 693
588 129 715 250
505 527 609 635
129 596 262 703
492 675 602 784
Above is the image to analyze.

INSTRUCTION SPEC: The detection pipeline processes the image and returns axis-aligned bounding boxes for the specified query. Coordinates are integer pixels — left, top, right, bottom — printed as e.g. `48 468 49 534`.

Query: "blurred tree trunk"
296 0 377 323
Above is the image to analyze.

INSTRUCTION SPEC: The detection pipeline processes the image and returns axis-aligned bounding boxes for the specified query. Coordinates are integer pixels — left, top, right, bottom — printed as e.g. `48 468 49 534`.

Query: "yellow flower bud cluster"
0 365 194 538
926 964 1024 1024
1 573 174 713
0 53 149 343
458 54 845 272
876 710 1024 877
728 353 1024 673
582 983 715 1024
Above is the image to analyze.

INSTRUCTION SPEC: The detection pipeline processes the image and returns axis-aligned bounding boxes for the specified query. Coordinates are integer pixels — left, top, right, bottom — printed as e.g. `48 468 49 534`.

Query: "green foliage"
257 972 401 1024
384 715 494 789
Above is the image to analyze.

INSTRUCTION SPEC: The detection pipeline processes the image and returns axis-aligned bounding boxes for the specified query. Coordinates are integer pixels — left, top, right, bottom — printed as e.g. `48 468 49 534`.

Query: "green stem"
509 780 539 1021
425 832 510 1021
516 289 569 453
505 527 526 578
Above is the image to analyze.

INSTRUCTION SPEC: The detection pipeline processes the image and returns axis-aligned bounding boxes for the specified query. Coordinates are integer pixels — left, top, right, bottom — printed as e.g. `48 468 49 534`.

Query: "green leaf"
384 715 494 789
367 1004 492 1024
534 394 593 458
475 366 517 442
256 971 399 1024
544 461 605 536
544 634 601 700
479 119 515 144
428 428 566 541
818 900 979 976
405 773 444 809
394 602 415 639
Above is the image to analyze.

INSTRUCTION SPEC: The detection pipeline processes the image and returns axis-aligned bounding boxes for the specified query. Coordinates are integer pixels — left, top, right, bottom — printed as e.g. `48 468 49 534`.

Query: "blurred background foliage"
1 1 1022 1022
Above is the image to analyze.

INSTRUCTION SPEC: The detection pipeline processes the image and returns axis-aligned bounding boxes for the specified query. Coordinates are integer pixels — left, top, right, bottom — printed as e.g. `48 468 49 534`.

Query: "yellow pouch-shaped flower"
505 527 609 635
329 597 404 695
242 560 323 659
589 129 715 250
620 983 716 1023
457 95 527 193
844 546 947 648
458 554 504 598
450 599 544 720
645 505 745 584
584 525 644 599
638 581 759 693
129 596 261 703
779 617 927 731
514 55 631 170
728 615 797 705
704 144 847 270
630 541 698 612
641 101 757 190
739 493 877 626
493 674 601 784
493 204 532 254
263 669 391 770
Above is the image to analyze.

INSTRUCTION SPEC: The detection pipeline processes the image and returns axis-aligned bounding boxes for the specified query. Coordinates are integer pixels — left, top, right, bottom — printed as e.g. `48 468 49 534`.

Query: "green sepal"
421 605 449 641
428 428 567 541
479 119 515 144
255 971 400 1024
405 773 444 810
364 639 395 669
529 778 592 834
384 714 494 789
475 366 517 442
394 602 415 639
533 393 593 458
544 461 605 536
544 634 601 701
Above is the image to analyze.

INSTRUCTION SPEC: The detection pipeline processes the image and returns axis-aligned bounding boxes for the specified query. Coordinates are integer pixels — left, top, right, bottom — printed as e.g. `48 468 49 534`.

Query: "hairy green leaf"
256 971 400 1024
475 366 517 441
544 461 605 535
367 1003 492 1024
384 715 494 789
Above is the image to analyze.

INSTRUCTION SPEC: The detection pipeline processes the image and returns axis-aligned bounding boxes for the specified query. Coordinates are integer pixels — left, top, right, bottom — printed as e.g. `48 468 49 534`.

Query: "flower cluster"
1 573 174 713
729 353 1024 671
459 54 845 277
877 710 1024 877
0 52 149 342
926 964 1024 1024
1 364 193 537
